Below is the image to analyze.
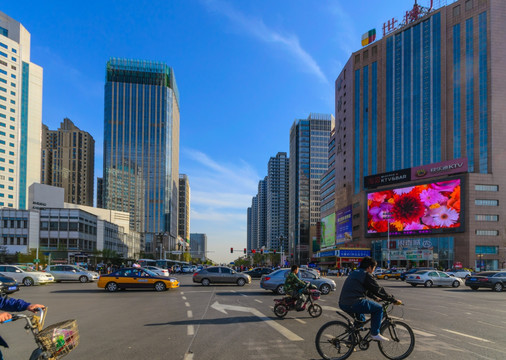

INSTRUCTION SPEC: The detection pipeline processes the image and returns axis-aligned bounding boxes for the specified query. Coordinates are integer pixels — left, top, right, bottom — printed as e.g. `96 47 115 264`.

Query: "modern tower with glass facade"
289 113 333 265
0 11 43 209
103 58 180 254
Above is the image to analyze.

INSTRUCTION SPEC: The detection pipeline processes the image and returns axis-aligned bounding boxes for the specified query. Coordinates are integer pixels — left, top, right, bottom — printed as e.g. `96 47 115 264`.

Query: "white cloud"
203 0 328 84
326 3 360 58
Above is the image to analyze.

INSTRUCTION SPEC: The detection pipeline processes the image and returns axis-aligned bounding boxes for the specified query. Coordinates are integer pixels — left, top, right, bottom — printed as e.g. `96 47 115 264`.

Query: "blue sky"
4 0 417 263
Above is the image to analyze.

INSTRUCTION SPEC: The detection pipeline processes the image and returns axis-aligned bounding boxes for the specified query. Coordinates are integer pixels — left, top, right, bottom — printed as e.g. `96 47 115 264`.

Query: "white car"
144 266 170 277
181 266 192 273
445 269 471 279
0 265 54 286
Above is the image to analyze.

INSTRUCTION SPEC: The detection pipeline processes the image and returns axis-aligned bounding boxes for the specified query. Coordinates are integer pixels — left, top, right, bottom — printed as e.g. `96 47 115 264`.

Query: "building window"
476 230 498 236
476 245 498 254
475 184 498 192
355 54 360 63
466 0 473 10
453 5 461 16
475 214 498 222
475 199 498 206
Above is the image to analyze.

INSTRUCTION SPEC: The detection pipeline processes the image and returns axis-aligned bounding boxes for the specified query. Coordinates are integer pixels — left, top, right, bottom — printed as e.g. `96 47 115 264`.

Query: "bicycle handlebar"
2 307 46 328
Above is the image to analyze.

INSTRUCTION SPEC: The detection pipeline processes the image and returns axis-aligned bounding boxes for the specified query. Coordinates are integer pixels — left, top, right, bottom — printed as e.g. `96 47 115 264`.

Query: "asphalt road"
2 274 506 360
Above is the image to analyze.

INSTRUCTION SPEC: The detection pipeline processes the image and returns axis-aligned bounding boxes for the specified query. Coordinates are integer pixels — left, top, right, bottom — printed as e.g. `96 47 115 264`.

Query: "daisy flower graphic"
432 206 459 227
420 188 447 206
393 187 414 196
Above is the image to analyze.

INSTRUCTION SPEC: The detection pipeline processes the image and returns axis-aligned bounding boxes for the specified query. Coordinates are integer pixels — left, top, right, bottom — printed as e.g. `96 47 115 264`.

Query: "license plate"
469 278 476 281
8 286 17 291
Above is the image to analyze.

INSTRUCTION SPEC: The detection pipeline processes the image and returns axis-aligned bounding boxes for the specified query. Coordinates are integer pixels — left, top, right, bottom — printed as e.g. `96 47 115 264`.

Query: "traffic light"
291 253 293 257
273 250 276 254
230 248 233 253
244 248 247 254
252 249 256 254
260 249 264 254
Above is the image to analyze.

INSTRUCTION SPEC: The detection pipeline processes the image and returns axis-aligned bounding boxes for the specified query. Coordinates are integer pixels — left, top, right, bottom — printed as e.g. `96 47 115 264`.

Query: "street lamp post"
383 212 393 269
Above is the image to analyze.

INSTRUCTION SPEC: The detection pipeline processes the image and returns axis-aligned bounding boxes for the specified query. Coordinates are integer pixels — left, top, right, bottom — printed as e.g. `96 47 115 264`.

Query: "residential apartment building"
41 118 95 206
267 152 289 252
178 174 190 241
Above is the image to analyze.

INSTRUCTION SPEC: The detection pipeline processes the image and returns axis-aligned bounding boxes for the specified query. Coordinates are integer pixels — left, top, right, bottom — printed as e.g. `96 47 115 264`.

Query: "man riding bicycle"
284 265 308 310
339 257 402 342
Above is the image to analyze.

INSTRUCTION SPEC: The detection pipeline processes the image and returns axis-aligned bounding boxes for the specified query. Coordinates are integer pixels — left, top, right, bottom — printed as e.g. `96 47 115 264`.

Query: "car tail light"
416 276 420 279
193 272 197 277
264 276 271 281
479 278 489 282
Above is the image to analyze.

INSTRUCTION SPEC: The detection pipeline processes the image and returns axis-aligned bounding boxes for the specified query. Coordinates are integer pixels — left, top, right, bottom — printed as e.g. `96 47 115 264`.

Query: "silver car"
0 265 54 286
406 270 463 288
260 268 336 295
192 266 251 286
45 265 99 283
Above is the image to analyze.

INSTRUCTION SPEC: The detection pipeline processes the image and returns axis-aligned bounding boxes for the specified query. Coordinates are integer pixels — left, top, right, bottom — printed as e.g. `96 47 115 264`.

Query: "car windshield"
415 270 429 274
77 267 89 272
144 269 158 277
18 266 35 272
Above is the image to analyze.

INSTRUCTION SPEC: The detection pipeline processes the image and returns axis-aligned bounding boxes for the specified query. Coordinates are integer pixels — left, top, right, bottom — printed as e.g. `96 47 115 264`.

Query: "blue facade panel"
478 11 488 173
354 69 361 194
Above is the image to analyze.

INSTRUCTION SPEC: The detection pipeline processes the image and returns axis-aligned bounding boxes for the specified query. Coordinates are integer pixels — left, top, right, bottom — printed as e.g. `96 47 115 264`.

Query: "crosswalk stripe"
413 329 436 337
442 329 493 343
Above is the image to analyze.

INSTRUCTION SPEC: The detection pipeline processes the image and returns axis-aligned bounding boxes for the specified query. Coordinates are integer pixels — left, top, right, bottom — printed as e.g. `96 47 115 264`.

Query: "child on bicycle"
338 257 402 342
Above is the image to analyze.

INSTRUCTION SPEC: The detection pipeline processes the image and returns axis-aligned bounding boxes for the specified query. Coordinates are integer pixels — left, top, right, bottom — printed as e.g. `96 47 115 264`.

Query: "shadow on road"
145 315 274 327
214 291 275 297
50 289 105 294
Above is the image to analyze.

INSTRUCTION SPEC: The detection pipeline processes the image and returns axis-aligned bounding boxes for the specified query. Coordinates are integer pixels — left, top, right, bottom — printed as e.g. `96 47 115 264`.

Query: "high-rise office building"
321 0 506 270
0 12 43 209
41 118 95 206
247 206 252 253
178 174 190 241
103 58 180 253
289 113 333 265
251 195 258 251
190 233 207 261
267 152 289 252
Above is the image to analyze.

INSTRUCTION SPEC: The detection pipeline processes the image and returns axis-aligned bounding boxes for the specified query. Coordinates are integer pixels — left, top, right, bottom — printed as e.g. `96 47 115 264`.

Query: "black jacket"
339 269 396 306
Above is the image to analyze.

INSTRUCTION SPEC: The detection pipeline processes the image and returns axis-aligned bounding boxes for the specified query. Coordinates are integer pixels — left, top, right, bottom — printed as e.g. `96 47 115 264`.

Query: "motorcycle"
273 283 322 318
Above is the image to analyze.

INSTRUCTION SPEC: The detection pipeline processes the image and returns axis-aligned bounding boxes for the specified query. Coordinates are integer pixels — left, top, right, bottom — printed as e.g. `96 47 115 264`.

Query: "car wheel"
320 284 331 295
23 277 34 286
106 282 118 292
237 278 246 286
276 285 286 295
201 278 210 286
384 275 389 280
493 283 503 292
154 282 166 292
410 283 417 287
79 276 88 283
424 280 433 288
452 280 460 288
470 286 479 291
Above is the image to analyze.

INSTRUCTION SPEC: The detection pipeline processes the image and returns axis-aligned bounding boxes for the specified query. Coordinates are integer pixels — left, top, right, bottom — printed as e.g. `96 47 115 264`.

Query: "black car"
400 267 434 281
0 274 19 294
465 271 506 292
243 267 273 279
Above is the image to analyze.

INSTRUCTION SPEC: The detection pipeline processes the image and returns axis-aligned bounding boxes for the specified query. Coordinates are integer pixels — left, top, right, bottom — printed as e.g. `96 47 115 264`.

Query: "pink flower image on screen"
432 206 459 227
419 188 447 206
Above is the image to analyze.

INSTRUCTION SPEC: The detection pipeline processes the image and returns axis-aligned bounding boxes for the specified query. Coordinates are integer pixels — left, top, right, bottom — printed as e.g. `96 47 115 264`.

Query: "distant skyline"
3 0 421 263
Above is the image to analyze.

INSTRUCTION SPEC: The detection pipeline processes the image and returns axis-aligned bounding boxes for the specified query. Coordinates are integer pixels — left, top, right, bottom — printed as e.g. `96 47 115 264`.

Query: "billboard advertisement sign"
364 168 411 189
411 158 468 180
336 206 352 245
366 177 464 237
338 249 371 258
321 213 336 249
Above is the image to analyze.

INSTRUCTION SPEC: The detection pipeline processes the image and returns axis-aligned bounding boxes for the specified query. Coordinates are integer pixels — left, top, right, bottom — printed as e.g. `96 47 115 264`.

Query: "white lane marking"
442 329 493 343
187 310 193 318
413 329 436 337
187 325 194 336
477 320 505 329
185 302 190 307
465 312 472 315
180 292 184 295
183 353 193 360
211 301 303 341
321 305 339 312
295 319 306 324
182 296 187 300
255 299 262 303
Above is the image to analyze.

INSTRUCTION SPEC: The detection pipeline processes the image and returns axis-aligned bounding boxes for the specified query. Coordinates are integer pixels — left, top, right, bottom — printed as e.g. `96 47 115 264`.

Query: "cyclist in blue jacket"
0 296 45 322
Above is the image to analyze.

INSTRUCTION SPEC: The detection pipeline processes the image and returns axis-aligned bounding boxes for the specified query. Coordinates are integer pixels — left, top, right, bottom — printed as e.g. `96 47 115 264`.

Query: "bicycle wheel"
315 321 355 360
273 303 288 318
308 304 322 318
378 320 415 360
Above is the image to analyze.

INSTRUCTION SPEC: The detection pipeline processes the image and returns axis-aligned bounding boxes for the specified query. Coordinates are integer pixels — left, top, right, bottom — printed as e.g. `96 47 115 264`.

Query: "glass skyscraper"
103 58 180 253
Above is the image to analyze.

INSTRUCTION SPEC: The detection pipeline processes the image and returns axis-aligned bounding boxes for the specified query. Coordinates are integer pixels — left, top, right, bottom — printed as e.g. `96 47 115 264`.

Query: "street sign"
33 259 40 263
172 251 182 255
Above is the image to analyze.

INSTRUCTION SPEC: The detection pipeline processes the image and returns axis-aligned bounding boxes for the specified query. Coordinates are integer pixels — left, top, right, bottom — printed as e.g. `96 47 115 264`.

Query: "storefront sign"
340 258 361 263
338 249 371 258
364 168 411 189
316 250 338 258
411 158 467 180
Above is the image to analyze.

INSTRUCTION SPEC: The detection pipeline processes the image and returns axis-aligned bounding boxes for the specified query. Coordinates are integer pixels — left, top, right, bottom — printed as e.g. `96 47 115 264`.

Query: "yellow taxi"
97 267 179 292
375 269 403 280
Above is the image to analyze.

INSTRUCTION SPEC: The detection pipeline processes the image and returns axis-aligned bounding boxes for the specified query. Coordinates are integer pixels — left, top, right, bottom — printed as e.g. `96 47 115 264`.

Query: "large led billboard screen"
321 213 336 249
336 205 352 245
366 178 463 237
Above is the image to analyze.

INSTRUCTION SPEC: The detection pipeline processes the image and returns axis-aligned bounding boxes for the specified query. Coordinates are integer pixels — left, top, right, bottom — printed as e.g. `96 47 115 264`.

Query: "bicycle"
5 307 79 359
315 300 415 360
273 283 322 318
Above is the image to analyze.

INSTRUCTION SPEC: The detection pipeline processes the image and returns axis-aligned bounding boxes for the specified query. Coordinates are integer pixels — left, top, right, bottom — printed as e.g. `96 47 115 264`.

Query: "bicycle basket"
36 319 79 359
310 289 321 300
